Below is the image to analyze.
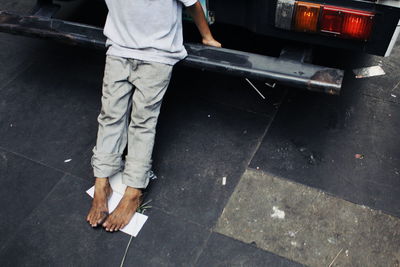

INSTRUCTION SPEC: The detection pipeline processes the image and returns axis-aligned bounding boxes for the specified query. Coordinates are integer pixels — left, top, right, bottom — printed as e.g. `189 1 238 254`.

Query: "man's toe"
88 215 95 225
97 214 108 225
103 218 109 228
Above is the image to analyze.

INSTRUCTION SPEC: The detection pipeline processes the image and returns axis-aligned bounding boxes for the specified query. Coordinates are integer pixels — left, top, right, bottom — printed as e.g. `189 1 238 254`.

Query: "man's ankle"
95 177 110 187
124 186 142 198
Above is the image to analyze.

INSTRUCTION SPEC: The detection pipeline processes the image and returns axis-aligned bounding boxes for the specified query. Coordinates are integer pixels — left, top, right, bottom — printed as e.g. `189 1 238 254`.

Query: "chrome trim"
275 0 296 30
384 19 400 57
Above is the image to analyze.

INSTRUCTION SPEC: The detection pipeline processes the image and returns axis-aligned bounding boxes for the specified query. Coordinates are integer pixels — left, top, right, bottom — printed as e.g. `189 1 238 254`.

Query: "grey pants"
91 55 173 188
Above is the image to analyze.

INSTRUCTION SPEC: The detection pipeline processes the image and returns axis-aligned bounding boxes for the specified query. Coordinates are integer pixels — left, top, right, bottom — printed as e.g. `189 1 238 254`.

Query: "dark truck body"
0 0 399 94
211 0 400 57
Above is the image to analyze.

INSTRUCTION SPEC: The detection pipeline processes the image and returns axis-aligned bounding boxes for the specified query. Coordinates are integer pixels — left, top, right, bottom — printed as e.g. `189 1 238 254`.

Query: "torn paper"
353 66 385 79
108 170 157 195
86 186 148 237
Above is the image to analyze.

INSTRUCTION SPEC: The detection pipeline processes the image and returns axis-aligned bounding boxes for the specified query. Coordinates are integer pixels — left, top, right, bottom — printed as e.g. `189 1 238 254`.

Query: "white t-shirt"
103 0 197 65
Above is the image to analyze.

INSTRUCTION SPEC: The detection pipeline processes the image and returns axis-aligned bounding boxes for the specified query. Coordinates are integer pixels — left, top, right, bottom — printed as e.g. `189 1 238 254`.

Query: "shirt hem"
106 47 187 66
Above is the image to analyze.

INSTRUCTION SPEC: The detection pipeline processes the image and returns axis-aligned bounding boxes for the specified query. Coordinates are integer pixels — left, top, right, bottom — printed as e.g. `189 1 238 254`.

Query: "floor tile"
216 169 400 267
0 149 64 248
314 40 400 105
0 175 130 267
0 34 45 88
1 0 35 14
122 208 210 267
196 233 303 267
170 67 286 117
147 92 273 228
0 47 104 180
250 89 400 217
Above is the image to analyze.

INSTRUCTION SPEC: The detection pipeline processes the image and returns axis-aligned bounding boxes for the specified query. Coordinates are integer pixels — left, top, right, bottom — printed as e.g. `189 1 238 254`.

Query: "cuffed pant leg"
92 55 134 178
122 60 173 188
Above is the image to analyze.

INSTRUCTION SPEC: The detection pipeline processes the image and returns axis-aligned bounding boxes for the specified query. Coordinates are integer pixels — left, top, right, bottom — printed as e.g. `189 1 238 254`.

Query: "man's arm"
186 2 222 48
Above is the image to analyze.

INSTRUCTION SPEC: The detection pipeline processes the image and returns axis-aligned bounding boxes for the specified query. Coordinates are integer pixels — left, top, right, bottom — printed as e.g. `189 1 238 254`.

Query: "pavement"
0 1 400 266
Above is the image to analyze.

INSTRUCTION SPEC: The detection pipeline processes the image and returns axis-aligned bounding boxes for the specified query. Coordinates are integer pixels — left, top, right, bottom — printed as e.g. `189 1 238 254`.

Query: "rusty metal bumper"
0 11 344 94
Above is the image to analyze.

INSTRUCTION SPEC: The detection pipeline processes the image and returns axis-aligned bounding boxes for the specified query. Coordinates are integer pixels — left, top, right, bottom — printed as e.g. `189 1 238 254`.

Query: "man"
86 0 221 232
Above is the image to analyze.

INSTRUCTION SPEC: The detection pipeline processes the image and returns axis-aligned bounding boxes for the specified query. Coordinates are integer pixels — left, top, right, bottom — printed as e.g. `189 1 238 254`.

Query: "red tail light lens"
342 11 374 40
321 8 343 34
321 6 374 40
275 1 376 41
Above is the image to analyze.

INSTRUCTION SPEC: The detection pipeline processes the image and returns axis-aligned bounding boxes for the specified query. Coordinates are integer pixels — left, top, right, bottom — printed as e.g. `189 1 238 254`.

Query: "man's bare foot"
103 187 142 232
86 178 112 227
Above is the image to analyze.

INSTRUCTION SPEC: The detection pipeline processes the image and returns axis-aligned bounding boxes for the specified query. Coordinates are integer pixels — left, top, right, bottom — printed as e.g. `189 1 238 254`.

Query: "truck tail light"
320 8 343 34
342 11 374 40
294 2 321 33
321 6 374 40
275 0 375 41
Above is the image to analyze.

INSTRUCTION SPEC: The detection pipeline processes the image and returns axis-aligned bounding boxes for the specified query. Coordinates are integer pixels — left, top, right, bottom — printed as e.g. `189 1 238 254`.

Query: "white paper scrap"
222 176 227 185
108 172 127 195
353 66 385 79
86 186 148 237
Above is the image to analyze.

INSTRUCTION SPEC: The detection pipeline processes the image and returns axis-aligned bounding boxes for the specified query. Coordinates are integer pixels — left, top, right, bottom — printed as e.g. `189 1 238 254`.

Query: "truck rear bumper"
0 11 343 95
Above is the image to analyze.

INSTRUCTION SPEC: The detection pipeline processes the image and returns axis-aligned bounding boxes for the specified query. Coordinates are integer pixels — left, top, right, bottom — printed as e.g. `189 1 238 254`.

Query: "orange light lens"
294 2 321 33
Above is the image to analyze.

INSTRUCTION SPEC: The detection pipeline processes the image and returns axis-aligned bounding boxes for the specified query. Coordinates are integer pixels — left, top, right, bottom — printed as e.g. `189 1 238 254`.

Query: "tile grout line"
246 166 400 220
361 92 400 106
151 206 208 229
0 58 36 92
205 232 305 266
205 90 287 243
244 89 288 168
0 172 69 254
117 206 213 267
168 86 280 119
191 230 213 267
0 145 92 184
196 94 276 118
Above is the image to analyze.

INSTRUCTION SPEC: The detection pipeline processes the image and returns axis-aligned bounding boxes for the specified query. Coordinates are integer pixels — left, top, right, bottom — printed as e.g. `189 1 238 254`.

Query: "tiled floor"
250 42 400 217
0 34 288 266
1 2 399 266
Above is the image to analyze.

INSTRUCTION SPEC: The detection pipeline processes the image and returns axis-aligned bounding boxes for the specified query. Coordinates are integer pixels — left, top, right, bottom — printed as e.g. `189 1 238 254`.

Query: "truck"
0 0 399 94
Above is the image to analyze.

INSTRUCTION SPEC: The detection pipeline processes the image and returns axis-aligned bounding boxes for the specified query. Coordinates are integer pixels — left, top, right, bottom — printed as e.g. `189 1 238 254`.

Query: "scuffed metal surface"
275 0 295 30
0 11 106 49
310 69 343 95
0 11 344 94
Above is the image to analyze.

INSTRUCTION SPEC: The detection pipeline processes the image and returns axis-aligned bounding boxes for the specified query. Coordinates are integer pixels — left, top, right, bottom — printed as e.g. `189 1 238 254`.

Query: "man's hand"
202 37 222 48
187 2 222 48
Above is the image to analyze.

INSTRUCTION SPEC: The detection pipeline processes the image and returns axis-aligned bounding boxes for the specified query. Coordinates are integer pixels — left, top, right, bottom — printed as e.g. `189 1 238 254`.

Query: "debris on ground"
265 82 276 88
353 66 385 79
355 154 364 159
328 248 344 267
271 206 285 219
64 159 72 163
222 176 227 185
245 78 266 99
